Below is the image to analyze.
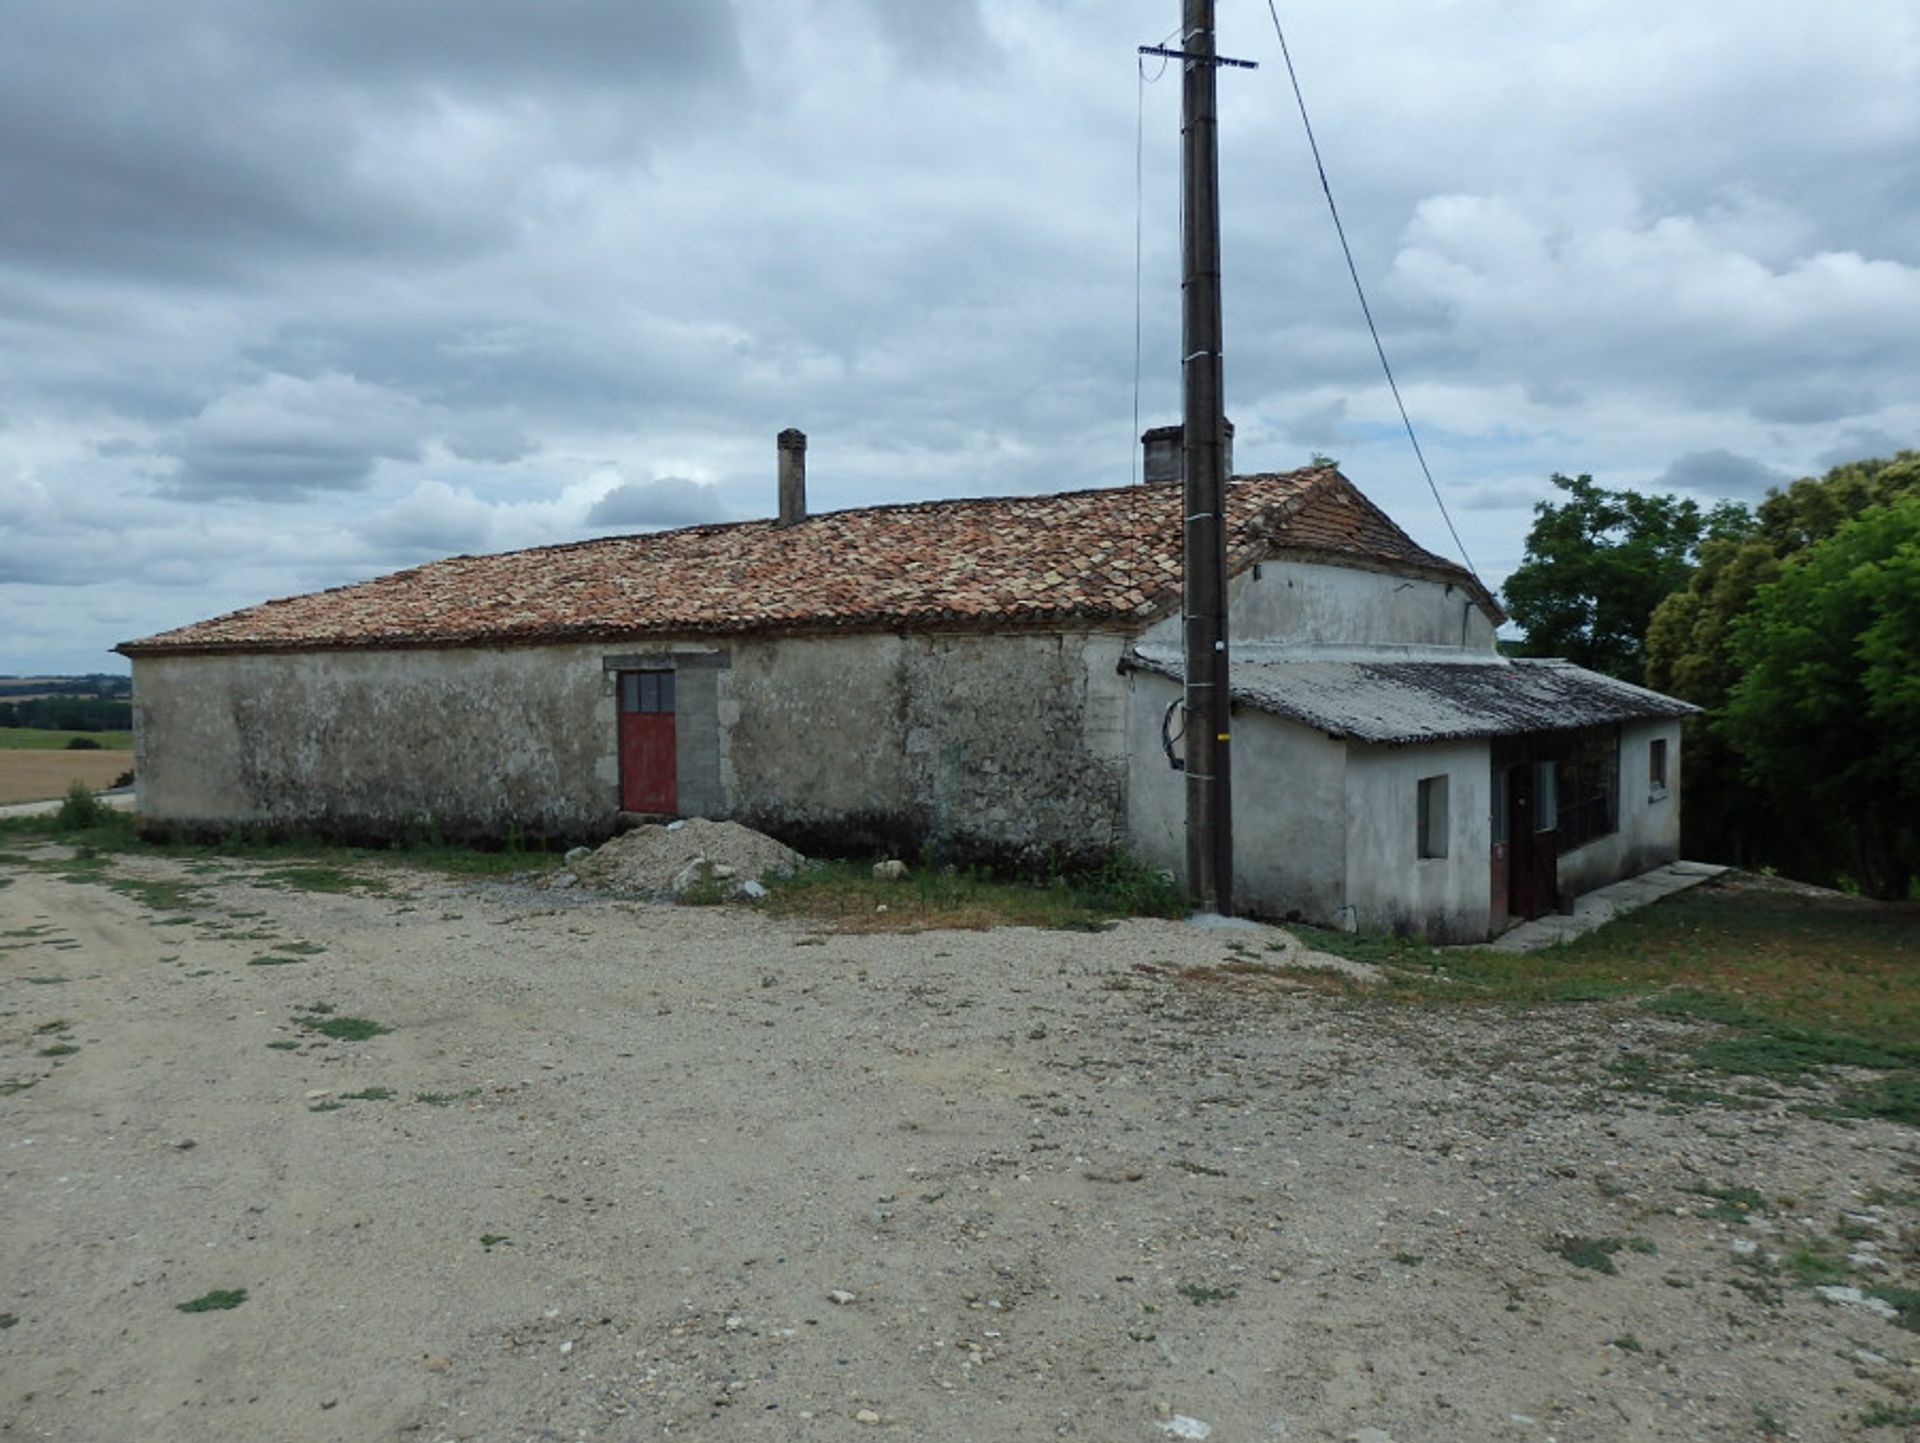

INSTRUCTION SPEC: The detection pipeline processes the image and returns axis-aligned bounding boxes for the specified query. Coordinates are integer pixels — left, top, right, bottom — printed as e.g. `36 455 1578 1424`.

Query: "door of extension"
618 670 676 814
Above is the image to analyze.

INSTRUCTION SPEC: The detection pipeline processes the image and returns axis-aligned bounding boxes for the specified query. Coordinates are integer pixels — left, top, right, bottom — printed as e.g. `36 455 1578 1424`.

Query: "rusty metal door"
618 670 676 814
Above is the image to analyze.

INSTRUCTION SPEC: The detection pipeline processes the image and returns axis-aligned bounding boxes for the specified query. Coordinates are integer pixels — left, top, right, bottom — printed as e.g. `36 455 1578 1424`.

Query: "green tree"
1723 497 1920 898
1645 451 1920 867
1501 473 1747 683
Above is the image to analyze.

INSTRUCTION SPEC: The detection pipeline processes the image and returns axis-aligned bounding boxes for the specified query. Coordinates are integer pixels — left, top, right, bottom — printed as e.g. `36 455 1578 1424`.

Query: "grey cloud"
1748 381 1879 426
1814 428 1906 470
1650 448 1790 499
158 373 426 501
1273 399 1351 450
1524 378 1583 408
860 0 1000 69
444 421 533 466
355 482 496 556
0 2 742 287
265 1 740 92
586 477 732 529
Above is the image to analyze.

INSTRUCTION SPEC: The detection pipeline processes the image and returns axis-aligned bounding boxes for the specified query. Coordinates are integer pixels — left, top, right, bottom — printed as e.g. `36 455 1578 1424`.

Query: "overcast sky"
4 1 1916 674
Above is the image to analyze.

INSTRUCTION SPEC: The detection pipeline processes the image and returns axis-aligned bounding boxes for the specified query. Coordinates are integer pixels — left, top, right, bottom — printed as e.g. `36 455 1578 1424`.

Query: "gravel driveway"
2 846 1915 1442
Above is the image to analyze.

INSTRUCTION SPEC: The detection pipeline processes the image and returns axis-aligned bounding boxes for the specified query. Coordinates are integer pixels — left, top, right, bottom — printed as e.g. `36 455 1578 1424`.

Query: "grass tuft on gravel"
766 852 1184 933
176 1288 248 1313
295 1013 391 1042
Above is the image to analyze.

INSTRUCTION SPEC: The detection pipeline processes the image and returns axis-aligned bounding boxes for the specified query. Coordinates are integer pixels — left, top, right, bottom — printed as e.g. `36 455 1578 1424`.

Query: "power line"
1132 46 1174 488
1263 1 1481 581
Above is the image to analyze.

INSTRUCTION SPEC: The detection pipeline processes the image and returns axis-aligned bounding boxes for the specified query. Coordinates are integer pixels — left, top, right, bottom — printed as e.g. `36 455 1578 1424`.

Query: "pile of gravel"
562 819 805 899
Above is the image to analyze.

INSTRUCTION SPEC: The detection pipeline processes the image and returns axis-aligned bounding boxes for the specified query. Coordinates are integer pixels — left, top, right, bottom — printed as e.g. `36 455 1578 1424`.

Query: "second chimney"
777 428 807 526
1140 420 1234 484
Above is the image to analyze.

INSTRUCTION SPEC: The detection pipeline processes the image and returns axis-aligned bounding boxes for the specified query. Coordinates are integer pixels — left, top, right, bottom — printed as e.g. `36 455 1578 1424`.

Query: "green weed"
0 1080 37 1096
1782 1247 1849 1287
176 1288 247 1313
247 955 308 967
767 850 1182 933
36 1043 78 1057
415 1087 482 1107
1861 1402 1920 1428
295 1014 391 1042
339 1087 394 1101
1176 1283 1236 1306
1686 1184 1770 1221
1553 1236 1628 1274
1837 1073 1920 1126
1869 1283 1920 1332
257 865 393 896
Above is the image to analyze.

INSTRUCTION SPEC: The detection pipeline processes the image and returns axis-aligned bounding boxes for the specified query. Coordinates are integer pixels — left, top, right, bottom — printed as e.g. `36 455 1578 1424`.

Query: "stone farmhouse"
119 431 1694 941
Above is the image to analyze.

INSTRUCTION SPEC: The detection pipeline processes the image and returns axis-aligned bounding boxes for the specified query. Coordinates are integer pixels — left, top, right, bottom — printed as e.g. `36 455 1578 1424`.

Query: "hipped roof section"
119 467 1501 657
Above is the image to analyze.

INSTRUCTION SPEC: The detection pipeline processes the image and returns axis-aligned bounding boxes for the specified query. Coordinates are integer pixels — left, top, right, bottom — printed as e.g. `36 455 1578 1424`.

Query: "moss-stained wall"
132 627 1134 861
723 630 1131 865
132 643 619 840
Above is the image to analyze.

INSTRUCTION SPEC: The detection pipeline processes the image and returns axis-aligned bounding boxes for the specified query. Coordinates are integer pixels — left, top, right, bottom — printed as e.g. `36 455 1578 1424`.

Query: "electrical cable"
1132 44 1173 488
1263 0 1482 582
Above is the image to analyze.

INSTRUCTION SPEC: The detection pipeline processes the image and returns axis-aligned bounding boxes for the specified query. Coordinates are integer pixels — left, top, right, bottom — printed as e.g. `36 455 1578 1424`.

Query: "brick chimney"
777 428 806 527
1140 420 1234 483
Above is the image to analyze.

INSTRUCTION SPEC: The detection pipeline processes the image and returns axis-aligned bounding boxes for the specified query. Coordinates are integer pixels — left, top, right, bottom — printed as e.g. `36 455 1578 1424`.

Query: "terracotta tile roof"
120 467 1497 655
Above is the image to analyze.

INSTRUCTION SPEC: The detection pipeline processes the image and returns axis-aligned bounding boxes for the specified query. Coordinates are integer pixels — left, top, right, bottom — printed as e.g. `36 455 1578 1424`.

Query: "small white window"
1649 737 1669 794
1417 775 1450 859
1533 760 1558 832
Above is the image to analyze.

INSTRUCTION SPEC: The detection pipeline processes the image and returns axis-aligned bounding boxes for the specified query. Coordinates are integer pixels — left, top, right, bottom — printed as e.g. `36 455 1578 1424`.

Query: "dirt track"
2 846 1916 1443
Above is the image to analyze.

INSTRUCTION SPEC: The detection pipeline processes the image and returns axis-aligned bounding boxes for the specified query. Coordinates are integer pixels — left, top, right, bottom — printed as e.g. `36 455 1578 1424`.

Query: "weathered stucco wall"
1555 718 1684 898
1343 738 1493 942
1139 559 1498 651
132 643 621 839
1125 670 1348 922
134 627 1134 861
723 629 1131 864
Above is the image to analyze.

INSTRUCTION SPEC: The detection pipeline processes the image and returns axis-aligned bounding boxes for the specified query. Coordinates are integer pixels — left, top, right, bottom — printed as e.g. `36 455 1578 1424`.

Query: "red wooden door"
618 671 676 814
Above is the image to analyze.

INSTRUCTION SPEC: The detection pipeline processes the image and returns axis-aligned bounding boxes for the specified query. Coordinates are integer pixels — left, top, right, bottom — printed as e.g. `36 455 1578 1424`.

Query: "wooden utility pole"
1177 0 1233 914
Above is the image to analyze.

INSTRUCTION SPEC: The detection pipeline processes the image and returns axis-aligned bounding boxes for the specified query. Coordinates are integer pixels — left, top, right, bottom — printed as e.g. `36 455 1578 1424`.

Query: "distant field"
0 727 133 750
0 750 131 805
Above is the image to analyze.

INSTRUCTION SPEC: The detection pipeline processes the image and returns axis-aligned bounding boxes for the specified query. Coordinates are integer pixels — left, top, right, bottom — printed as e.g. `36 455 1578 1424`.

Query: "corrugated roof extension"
1127 643 1698 745
120 466 1500 656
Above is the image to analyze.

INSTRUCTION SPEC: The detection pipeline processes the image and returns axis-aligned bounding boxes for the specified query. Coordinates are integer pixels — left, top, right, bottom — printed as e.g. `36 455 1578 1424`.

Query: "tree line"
0 673 130 699
0 697 133 732
1501 451 1919 900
